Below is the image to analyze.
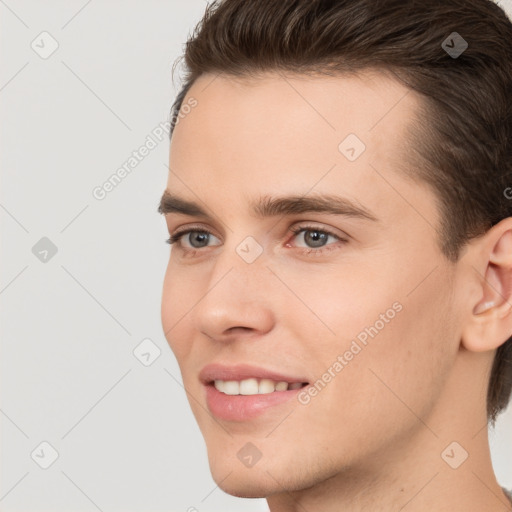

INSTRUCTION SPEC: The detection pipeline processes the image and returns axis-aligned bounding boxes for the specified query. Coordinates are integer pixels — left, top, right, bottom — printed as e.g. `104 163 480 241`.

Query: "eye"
288 224 346 253
167 229 221 249
166 224 347 257
290 227 334 248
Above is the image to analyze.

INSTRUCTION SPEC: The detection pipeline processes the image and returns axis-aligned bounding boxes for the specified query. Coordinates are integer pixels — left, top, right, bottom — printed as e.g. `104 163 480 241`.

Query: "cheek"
282 253 400 323
161 261 200 361
295 263 456 426
279 261 402 354
369 281 454 418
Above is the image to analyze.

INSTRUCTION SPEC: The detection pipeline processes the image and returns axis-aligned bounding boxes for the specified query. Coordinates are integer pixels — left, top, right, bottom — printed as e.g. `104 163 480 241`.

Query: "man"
159 0 512 510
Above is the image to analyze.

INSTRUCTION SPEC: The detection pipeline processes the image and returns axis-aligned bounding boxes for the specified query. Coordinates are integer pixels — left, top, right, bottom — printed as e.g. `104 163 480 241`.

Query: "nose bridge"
209 232 268 292
191 236 275 338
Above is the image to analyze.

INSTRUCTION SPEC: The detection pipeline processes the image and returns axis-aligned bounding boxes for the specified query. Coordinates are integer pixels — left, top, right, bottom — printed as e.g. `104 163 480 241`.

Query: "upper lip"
199 363 309 385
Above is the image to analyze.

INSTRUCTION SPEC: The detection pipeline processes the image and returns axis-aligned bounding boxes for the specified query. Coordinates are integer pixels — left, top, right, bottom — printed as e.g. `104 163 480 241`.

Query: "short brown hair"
169 0 512 425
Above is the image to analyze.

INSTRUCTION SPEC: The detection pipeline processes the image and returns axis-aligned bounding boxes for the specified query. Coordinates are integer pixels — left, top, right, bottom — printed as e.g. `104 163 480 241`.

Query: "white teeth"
239 378 259 395
258 379 275 394
213 378 303 395
223 380 240 395
214 379 225 393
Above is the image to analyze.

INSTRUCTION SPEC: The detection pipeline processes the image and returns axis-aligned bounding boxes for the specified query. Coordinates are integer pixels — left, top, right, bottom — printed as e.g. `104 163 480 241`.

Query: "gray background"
1 1 511 511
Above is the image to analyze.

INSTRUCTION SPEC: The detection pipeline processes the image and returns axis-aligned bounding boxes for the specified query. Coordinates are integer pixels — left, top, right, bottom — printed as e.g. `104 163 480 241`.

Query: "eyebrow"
158 191 378 222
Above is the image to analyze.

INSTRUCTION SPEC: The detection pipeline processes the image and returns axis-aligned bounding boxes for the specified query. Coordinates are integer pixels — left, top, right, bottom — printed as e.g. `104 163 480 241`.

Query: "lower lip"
204 384 304 421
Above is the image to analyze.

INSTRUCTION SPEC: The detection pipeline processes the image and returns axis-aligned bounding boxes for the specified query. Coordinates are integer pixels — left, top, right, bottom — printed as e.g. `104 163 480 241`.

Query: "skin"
160 70 512 511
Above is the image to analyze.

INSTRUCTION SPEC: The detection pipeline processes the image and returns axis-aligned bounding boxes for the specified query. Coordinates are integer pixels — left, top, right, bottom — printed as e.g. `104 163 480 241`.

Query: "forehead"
178 68 416 138
167 70 435 229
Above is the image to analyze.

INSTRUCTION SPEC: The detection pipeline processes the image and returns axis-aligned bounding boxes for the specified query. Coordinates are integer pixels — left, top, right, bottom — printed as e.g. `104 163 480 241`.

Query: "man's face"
161 71 464 496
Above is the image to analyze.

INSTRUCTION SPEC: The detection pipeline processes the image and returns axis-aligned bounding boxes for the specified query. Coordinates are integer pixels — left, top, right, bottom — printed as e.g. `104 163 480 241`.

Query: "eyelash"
165 224 348 257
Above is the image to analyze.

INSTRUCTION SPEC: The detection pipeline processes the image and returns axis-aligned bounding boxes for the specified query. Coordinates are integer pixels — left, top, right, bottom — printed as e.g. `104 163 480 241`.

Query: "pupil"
305 230 327 248
190 232 209 248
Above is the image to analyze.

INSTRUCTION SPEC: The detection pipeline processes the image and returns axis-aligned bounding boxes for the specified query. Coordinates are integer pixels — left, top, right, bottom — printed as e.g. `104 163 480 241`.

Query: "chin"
207 448 321 500
204 443 278 497
210 466 280 498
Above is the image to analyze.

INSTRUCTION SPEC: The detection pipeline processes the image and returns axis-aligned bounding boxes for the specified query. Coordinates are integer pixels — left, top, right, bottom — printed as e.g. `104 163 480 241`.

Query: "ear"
461 217 512 352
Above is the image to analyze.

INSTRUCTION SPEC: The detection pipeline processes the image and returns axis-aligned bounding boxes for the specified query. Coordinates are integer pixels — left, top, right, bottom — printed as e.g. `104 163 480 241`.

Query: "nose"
191 253 276 343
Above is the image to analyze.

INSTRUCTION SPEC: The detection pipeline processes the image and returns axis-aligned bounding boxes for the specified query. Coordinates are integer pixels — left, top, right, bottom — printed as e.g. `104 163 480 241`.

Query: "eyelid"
167 223 221 243
167 222 349 256
168 220 348 239
288 223 348 242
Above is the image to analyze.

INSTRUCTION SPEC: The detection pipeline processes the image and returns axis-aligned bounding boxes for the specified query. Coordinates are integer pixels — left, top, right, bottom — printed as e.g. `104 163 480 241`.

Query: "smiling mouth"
210 378 309 396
